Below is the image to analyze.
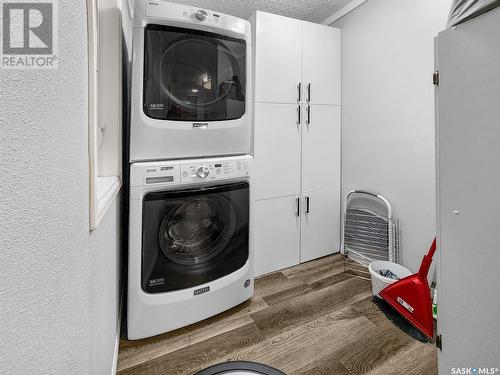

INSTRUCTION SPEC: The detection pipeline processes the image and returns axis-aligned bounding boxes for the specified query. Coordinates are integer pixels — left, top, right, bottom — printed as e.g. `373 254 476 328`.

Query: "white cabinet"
301 189 340 263
251 11 341 276
253 12 302 104
254 103 301 200
302 22 341 106
254 196 301 276
301 105 341 193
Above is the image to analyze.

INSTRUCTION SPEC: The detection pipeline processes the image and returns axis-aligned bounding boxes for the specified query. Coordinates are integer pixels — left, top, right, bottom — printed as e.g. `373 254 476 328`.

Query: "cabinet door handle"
306 105 311 125
305 196 310 214
297 105 301 125
297 82 301 103
296 197 300 217
307 83 311 103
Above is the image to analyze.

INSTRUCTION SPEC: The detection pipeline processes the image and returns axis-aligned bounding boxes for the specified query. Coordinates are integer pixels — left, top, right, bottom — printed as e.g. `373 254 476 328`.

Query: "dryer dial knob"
196 166 209 178
195 9 208 21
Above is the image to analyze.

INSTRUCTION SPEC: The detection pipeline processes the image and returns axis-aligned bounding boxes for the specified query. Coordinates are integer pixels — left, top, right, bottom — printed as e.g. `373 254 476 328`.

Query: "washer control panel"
196 165 210 178
180 158 249 183
142 163 179 185
131 156 251 188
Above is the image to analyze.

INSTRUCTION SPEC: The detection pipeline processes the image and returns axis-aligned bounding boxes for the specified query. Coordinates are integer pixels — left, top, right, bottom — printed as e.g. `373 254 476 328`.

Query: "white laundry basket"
368 260 412 298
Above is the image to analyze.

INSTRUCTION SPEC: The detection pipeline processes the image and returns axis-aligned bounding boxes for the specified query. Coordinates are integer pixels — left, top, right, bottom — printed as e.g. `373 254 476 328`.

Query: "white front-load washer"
128 155 254 339
130 1 253 162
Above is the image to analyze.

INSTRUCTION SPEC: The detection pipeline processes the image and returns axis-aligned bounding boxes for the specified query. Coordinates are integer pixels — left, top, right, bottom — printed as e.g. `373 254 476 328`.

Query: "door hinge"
436 334 442 350
433 71 439 86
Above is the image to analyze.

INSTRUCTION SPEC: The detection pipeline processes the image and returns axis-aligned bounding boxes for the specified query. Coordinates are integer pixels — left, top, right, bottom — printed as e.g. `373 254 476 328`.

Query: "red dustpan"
379 238 437 339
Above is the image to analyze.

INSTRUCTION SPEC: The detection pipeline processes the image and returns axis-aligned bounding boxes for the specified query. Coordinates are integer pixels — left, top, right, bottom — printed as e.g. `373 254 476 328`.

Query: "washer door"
143 25 246 122
159 196 236 265
141 182 249 293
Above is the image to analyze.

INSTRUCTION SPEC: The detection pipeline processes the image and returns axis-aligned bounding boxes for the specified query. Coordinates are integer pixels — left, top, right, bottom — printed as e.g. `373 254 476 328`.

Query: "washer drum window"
141 182 249 293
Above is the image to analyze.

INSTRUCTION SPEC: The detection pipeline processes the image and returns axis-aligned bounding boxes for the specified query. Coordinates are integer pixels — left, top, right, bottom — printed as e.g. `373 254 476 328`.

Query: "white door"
437 9 500 372
254 102 301 200
254 196 301 276
302 22 341 106
300 189 340 263
254 12 302 104
302 105 341 194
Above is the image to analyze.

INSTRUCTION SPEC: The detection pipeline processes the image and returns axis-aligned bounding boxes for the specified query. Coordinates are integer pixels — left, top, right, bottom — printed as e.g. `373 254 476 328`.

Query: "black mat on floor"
194 361 286 375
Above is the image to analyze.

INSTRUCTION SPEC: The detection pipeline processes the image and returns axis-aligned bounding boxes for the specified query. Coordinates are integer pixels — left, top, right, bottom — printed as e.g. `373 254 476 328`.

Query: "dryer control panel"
144 1 249 33
180 158 249 183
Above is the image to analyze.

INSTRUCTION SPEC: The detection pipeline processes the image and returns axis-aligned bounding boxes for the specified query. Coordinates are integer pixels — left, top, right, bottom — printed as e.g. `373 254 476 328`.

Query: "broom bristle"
373 297 431 343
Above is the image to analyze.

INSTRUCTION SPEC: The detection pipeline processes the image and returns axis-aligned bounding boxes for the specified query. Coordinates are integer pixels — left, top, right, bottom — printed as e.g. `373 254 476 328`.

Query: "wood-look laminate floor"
118 255 437 375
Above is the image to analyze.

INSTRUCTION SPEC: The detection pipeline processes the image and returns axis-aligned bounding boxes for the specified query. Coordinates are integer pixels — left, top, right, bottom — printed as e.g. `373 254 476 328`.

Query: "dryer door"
143 25 246 122
142 182 249 293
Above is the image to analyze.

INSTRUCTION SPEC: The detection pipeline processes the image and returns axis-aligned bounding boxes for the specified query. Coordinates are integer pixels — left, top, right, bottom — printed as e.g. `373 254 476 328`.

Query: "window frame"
87 0 122 230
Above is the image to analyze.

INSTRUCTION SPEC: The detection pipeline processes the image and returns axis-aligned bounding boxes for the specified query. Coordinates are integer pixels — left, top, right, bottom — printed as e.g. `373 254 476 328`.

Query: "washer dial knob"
196 166 210 178
195 9 208 21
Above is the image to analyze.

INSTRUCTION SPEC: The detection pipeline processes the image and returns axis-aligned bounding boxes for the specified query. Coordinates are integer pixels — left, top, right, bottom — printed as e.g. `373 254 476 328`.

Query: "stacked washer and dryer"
127 1 254 340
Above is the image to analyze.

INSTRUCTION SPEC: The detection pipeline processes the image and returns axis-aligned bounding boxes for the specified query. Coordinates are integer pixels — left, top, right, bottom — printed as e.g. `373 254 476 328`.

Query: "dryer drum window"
143 24 247 122
142 182 249 294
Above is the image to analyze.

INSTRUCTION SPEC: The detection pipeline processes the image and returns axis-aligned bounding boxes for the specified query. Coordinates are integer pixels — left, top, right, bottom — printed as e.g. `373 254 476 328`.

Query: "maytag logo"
194 286 210 296
193 122 208 128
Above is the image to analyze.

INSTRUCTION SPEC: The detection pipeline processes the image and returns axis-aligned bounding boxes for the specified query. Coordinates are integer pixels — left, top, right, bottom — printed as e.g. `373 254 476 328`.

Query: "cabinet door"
254 102 301 200
254 196 301 276
301 189 340 263
302 105 340 193
254 12 302 104
302 22 341 106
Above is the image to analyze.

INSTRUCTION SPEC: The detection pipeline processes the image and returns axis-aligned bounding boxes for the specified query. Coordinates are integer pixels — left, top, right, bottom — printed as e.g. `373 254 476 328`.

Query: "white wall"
334 0 451 274
0 1 121 374
89 197 121 374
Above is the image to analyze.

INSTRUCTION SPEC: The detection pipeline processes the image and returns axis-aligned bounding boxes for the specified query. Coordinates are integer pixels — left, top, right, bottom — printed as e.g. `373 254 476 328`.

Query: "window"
87 0 122 230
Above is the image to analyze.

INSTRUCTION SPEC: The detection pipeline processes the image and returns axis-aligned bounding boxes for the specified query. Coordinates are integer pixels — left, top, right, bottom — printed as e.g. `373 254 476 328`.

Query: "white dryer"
128 155 254 339
130 1 252 162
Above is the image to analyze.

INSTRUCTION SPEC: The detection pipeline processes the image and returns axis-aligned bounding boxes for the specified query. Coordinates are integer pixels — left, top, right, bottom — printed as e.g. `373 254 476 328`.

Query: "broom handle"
418 238 437 277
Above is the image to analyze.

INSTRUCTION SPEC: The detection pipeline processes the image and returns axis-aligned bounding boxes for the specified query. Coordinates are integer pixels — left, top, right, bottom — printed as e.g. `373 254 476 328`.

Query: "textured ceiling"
164 0 354 23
